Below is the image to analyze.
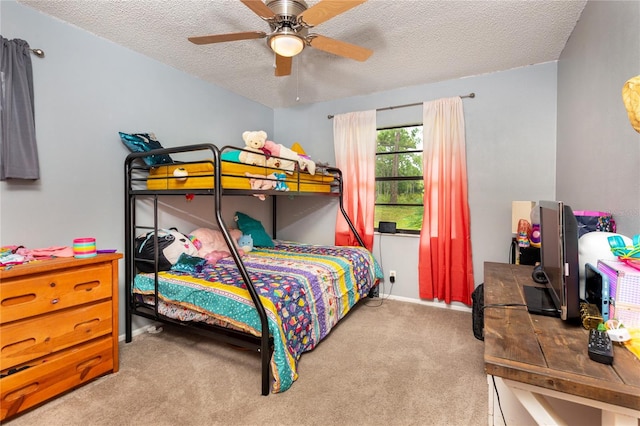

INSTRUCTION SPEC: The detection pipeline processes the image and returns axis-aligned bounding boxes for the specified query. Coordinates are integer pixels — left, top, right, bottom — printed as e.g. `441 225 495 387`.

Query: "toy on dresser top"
241 130 316 175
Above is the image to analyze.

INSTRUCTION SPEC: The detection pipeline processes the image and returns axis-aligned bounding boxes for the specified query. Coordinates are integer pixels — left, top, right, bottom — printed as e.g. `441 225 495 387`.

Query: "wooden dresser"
0 253 122 420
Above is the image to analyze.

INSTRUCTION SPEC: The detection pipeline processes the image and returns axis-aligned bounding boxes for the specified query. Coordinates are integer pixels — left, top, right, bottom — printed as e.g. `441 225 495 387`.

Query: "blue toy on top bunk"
273 173 289 191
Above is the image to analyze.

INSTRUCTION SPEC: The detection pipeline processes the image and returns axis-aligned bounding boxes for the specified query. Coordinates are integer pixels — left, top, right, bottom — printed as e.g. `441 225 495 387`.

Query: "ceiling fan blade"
299 0 368 27
241 0 276 19
275 54 292 77
309 34 372 61
188 31 267 45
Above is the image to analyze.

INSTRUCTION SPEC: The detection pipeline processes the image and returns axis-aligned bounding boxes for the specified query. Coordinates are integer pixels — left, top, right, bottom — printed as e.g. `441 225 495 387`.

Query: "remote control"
588 328 614 365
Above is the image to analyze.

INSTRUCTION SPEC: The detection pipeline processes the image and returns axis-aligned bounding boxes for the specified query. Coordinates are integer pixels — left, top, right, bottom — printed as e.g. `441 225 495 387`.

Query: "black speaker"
378 221 397 234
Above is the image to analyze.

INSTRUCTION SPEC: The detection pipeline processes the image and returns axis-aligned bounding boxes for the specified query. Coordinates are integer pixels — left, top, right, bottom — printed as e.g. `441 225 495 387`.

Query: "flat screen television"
523 200 580 322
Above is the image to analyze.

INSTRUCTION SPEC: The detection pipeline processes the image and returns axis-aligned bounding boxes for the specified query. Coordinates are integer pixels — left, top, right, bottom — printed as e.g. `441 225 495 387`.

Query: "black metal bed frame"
124 143 366 395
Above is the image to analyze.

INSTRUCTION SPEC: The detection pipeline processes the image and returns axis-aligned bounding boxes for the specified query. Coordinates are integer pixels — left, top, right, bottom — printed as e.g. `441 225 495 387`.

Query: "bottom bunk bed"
131 241 382 393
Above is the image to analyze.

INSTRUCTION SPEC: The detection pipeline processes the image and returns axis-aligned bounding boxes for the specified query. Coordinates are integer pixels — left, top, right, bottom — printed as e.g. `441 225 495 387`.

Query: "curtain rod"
30 48 45 58
327 92 475 119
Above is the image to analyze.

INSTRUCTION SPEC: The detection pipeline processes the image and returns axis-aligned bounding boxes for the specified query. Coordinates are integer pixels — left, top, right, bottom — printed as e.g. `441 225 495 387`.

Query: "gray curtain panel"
0 36 40 180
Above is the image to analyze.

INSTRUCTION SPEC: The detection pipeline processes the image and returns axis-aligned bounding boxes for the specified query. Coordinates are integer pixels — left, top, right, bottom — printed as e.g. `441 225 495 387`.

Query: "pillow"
171 253 206 274
221 150 241 163
119 132 173 166
234 212 274 247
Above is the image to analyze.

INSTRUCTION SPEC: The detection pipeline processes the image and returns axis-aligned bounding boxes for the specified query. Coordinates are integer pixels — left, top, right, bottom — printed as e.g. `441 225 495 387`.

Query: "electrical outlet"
389 270 396 278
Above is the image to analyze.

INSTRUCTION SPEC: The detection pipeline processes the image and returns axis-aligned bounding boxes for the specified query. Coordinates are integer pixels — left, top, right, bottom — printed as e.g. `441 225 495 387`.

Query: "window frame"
374 124 424 235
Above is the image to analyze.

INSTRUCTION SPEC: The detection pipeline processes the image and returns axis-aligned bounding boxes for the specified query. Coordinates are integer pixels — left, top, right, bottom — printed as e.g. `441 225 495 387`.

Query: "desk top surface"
483 262 640 411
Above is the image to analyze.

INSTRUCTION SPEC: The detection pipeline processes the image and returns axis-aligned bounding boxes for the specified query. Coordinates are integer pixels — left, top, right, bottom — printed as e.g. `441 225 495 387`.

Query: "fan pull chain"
296 59 300 102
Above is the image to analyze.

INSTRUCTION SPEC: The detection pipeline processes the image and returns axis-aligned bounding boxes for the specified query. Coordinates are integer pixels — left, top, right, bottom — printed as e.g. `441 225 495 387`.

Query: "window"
375 125 424 234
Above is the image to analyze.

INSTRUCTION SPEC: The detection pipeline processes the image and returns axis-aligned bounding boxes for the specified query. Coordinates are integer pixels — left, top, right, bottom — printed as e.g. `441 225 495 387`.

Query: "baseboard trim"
118 323 162 342
381 294 472 313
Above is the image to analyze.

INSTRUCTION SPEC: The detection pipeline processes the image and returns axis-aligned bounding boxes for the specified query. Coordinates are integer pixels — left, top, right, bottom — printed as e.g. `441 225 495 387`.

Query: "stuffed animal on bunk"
189 227 244 264
273 172 289 191
245 172 276 200
242 130 316 175
238 147 267 167
238 234 254 253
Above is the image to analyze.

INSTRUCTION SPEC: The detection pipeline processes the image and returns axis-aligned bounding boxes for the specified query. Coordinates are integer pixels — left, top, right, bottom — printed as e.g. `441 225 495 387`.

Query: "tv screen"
524 200 580 322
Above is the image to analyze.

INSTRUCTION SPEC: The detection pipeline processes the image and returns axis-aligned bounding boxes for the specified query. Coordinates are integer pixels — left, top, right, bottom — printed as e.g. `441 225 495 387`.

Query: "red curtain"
419 97 474 305
333 110 376 251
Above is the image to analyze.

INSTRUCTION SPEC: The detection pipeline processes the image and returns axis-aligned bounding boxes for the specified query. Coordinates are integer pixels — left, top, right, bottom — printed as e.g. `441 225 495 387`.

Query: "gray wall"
3 0 636 320
1 1 274 334
274 63 559 302
557 0 640 234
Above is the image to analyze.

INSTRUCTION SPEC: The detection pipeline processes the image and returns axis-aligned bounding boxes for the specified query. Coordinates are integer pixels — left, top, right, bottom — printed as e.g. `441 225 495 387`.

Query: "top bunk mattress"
146 160 335 192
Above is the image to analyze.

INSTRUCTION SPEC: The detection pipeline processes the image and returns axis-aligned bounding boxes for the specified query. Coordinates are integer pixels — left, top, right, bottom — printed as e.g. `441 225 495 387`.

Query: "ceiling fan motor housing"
267 0 309 31
267 0 308 18
266 0 310 54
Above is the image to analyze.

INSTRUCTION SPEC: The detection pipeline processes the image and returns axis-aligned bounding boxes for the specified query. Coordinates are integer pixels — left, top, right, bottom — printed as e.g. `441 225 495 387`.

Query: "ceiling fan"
188 0 373 77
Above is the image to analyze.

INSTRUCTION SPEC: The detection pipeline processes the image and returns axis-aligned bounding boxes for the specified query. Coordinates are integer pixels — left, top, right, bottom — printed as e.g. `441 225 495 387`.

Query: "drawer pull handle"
50 282 56 287
1 293 36 307
74 318 100 332
1 338 36 356
74 281 100 292
77 356 102 380
4 382 39 402
51 298 59 304
4 382 39 418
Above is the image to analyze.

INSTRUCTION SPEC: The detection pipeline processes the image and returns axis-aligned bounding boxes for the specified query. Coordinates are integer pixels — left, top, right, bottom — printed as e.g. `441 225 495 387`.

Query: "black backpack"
471 283 484 341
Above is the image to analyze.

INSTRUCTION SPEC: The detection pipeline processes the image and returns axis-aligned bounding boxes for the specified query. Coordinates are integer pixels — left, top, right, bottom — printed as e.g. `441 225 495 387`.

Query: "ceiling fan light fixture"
269 30 305 57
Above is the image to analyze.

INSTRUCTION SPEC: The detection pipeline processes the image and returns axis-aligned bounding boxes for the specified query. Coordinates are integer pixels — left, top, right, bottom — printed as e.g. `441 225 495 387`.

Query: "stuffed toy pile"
241 130 316 175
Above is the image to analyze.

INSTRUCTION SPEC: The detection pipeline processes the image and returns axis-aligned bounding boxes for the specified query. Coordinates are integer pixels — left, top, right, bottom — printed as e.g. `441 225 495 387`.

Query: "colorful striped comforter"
133 241 383 393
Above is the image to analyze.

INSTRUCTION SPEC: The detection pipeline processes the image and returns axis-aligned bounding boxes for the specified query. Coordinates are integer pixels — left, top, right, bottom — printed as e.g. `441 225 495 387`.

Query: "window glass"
375 126 423 233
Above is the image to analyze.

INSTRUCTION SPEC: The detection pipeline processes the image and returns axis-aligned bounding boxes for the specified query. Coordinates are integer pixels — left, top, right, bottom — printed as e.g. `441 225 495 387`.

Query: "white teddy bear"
241 130 315 175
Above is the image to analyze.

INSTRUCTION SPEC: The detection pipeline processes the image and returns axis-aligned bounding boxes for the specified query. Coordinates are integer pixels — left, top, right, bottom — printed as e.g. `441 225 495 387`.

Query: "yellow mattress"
146 160 334 192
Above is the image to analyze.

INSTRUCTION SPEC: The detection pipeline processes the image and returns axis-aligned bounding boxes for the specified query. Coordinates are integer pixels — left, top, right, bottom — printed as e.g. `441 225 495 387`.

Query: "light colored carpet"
7 299 487 426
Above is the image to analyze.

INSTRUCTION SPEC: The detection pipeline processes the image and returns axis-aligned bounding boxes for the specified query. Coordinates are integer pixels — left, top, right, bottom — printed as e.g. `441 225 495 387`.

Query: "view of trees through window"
375 125 424 233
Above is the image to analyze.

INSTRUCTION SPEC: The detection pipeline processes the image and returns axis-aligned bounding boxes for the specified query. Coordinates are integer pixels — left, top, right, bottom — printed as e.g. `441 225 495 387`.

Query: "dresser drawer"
1 301 113 370
0 336 114 420
0 263 113 324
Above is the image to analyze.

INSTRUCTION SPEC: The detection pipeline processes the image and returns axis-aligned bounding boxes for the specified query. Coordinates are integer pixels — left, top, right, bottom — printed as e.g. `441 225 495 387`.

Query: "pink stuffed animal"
190 228 243 260
245 172 276 200
204 250 231 266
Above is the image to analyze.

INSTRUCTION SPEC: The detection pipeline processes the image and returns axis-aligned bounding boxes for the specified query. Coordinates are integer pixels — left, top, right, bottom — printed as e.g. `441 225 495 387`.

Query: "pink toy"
245 172 276 200
204 250 231 265
190 227 243 259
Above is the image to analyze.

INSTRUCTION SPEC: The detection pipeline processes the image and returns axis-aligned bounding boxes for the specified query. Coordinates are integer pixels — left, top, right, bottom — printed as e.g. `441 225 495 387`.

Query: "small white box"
511 201 535 234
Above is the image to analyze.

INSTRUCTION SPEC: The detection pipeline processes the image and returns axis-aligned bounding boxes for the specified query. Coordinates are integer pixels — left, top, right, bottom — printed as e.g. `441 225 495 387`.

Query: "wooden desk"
483 262 640 425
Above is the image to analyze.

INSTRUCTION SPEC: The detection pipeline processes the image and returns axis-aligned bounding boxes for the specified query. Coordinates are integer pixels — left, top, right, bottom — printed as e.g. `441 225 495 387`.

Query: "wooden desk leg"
508 386 567 426
487 376 495 426
601 411 638 426
503 378 640 426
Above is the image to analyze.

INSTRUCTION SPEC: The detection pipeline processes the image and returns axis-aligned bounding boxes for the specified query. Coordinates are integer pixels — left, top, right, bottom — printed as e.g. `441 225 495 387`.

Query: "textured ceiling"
18 0 587 109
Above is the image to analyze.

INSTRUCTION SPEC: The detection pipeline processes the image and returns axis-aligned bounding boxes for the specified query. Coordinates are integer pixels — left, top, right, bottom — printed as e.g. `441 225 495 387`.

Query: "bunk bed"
124 143 381 395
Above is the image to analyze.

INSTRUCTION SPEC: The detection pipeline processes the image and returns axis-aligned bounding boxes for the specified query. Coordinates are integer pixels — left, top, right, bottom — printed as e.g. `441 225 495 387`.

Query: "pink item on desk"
28 246 74 258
